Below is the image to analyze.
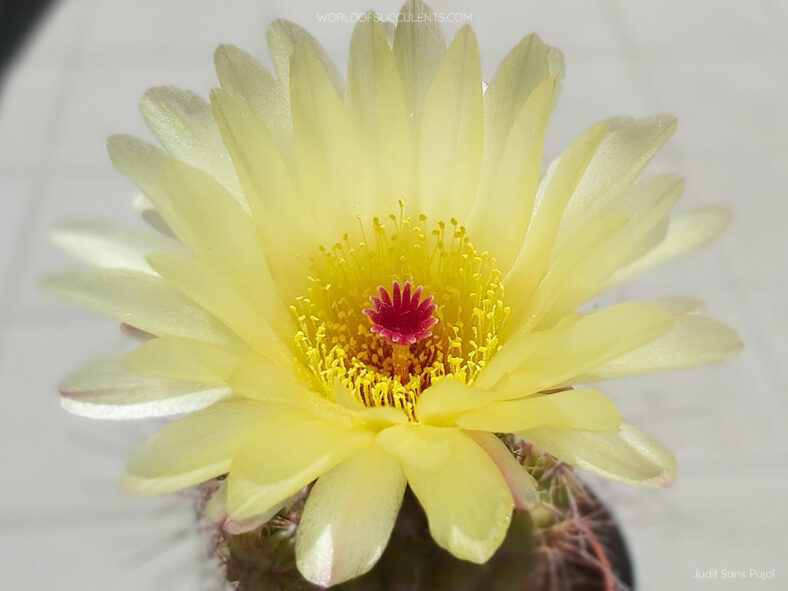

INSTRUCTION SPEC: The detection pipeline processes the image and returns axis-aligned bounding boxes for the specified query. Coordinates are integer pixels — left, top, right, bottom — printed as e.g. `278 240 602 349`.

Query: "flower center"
363 281 438 346
291 207 509 421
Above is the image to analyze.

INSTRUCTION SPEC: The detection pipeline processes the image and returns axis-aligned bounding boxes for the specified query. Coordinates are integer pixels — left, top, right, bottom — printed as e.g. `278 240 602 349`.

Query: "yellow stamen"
291 209 509 422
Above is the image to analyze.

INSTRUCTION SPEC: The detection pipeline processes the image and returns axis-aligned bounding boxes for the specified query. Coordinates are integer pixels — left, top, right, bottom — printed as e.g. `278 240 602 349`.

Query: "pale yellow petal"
504 120 609 312
52 220 180 275
289 41 366 235
139 86 242 199
332 381 409 428
154 157 273 296
418 25 482 221
520 421 677 487
472 34 562 257
227 406 374 520
610 206 732 285
401 428 513 563
468 76 558 271
204 480 283 535
477 302 675 392
381 20 395 47
608 174 684 265
140 152 295 343
555 114 678 246
649 295 706 315
540 175 684 324
107 135 177 223
267 19 343 99
123 399 269 494
584 314 742 380
466 431 539 510
42 268 238 346
123 336 245 384
228 356 347 420
203 481 229 524
393 0 446 123
456 388 621 433
210 85 318 290
59 357 229 419
110 137 254 282
147 251 293 368
228 354 312 401
415 377 499 424
521 212 629 332
375 423 453 472
346 14 411 213
214 44 291 143
479 34 562 179
506 115 677 324
133 192 173 236
108 136 267 288
296 445 406 587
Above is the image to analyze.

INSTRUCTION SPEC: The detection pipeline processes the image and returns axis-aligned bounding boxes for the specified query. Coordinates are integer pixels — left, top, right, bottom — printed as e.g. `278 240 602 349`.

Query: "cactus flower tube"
48 1 740 587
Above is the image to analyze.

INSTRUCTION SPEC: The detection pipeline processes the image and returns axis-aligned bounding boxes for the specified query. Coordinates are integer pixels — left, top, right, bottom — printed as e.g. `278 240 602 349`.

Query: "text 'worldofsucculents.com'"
316 11 473 24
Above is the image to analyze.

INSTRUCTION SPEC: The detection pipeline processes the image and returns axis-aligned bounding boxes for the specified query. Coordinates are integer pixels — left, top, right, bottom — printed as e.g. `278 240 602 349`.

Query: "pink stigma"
363 281 438 345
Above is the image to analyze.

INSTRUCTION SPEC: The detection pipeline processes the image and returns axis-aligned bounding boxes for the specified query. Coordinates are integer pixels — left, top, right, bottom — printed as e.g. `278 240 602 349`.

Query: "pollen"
291 207 510 421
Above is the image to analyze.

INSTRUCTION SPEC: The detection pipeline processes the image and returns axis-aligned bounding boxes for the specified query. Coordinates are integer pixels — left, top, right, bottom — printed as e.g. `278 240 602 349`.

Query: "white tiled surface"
1 1 786 589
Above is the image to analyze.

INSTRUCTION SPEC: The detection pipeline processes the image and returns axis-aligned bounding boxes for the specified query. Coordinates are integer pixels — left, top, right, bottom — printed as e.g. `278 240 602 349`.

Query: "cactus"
202 438 633 591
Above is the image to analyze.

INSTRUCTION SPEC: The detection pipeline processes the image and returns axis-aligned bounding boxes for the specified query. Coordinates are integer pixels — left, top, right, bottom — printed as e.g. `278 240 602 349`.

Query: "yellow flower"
48 1 740 586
